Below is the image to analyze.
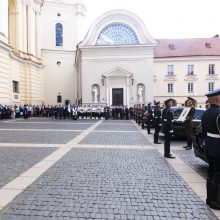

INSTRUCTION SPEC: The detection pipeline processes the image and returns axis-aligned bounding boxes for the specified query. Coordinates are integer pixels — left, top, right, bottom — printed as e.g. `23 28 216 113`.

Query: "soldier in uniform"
183 97 195 150
153 101 162 144
201 89 220 209
146 103 153 134
161 99 175 158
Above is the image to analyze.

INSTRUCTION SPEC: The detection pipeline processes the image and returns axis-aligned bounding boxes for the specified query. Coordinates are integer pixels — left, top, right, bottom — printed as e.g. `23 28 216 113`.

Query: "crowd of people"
0 104 136 120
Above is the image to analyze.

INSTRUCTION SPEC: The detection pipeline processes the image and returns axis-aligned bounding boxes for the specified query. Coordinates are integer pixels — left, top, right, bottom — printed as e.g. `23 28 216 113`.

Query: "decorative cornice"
164 75 177 81
205 74 219 80
9 52 44 69
0 40 12 53
184 75 198 81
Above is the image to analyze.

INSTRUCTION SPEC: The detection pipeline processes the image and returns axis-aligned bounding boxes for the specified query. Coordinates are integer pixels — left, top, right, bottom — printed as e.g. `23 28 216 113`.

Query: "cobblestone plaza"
0 118 219 220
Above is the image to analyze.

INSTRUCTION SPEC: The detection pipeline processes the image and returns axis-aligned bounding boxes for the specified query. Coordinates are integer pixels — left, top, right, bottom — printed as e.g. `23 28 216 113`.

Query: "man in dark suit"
202 88 220 210
162 99 175 158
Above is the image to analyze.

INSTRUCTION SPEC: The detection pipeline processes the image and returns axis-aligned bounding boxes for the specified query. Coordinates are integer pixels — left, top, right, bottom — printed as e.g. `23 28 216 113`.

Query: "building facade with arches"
75 9 157 106
0 0 44 105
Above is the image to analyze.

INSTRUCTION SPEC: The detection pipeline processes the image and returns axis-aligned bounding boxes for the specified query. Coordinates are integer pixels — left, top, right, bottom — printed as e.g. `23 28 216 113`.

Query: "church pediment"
79 9 157 47
103 67 133 78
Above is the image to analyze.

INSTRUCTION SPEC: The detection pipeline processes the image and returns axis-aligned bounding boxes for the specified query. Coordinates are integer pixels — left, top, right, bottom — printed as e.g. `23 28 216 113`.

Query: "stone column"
0 0 8 38
106 77 109 105
35 12 41 58
27 6 36 55
22 2 27 53
17 1 23 51
126 77 130 107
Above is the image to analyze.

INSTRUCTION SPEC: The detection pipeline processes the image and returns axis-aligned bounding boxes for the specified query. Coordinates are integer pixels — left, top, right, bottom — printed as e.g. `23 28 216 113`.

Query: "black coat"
162 107 174 133
202 104 220 157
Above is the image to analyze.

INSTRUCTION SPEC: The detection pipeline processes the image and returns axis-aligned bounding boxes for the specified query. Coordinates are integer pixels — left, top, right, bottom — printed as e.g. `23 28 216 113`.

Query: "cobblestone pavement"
0 122 92 130
95 124 138 131
0 130 81 144
0 147 57 188
1 148 217 220
0 119 218 220
79 132 151 145
173 149 208 178
102 120 133 124
9 119 97 123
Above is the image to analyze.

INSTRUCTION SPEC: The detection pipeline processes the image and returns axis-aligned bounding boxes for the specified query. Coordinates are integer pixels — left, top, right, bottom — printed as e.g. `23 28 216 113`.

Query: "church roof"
154 36 220 58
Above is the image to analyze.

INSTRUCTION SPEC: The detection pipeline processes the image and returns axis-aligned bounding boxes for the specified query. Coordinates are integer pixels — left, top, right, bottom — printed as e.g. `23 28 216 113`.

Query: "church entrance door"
112 88 123 106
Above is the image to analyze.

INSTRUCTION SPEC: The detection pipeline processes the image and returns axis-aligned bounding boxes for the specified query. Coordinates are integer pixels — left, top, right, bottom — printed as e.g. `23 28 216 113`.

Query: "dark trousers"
154 123 160 143
207 157 220 209
164 132 171 156
147 120 151 133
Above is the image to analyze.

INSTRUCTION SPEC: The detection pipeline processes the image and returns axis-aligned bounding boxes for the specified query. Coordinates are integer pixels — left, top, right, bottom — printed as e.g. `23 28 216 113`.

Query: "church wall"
80 46 154 106
0 47 10 104
42 50 76 105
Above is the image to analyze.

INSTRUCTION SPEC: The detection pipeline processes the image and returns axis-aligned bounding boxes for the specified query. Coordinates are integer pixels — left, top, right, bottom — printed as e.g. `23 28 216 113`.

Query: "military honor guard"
161 98 175 158
153 101 162 144
202 88 220 209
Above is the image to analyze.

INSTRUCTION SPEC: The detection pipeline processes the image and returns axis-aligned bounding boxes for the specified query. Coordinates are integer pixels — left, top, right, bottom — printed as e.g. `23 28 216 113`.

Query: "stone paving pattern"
79 132 151 145
0 123 92 130
0 147 57 188
173 149 208 178
11 119 97 123
95 124 138 131
1 148 217 220
0 130 81 144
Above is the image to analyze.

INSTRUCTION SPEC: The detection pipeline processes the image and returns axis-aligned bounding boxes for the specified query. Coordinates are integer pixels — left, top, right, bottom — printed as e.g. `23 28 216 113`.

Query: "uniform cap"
155 101 160 105
205 88 220 97
164 98 173 104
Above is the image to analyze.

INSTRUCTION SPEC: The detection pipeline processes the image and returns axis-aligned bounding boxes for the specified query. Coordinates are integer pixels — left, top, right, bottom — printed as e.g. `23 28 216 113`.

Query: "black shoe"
164 154 175 159
185 146 192 150
154 142 161 144
183 146 188 148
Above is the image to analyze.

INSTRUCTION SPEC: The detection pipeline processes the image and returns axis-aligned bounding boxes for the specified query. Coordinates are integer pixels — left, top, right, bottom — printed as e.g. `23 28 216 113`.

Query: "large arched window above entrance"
55 23 63 47
96 23 139 46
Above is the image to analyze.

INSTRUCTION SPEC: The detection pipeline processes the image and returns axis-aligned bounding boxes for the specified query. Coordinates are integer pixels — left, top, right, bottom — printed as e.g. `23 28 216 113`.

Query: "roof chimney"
169 44 175 50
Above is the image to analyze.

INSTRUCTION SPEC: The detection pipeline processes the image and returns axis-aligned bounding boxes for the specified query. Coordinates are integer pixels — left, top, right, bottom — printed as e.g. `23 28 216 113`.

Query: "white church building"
0 0 220 107
41 0 220 107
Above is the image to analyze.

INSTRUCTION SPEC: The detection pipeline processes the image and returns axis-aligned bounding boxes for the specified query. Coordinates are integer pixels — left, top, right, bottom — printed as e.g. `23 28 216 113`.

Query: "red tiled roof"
154 36 220 58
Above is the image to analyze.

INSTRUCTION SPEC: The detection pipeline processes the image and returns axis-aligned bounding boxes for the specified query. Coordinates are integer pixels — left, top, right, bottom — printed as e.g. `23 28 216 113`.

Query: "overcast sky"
84 0 220 39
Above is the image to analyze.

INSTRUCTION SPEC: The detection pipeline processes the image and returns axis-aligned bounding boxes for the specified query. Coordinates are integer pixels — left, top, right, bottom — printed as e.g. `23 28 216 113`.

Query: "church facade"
0 0 44 105
1 0 220 107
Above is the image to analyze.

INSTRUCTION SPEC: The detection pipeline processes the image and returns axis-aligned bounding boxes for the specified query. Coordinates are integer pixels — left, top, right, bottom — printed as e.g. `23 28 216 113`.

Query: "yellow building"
0 0 44 105
154 37 220 106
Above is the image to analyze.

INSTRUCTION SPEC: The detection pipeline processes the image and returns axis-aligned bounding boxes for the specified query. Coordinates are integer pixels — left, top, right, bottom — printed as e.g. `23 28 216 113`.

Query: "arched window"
96 23 139 46
55 23 63 47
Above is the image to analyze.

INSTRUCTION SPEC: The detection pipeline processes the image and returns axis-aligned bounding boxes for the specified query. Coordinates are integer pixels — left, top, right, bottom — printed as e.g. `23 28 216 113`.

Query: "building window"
187 65 194 75
96 23 139 45
12 81 19 93
188 83 194 93
55 23 63 47
209 64 215 74
208 82 214 92
167 83 173 93
167 65 174 75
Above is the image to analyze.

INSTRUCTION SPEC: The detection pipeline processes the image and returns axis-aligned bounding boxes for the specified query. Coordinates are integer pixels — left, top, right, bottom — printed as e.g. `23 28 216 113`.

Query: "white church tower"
41 0 86 105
